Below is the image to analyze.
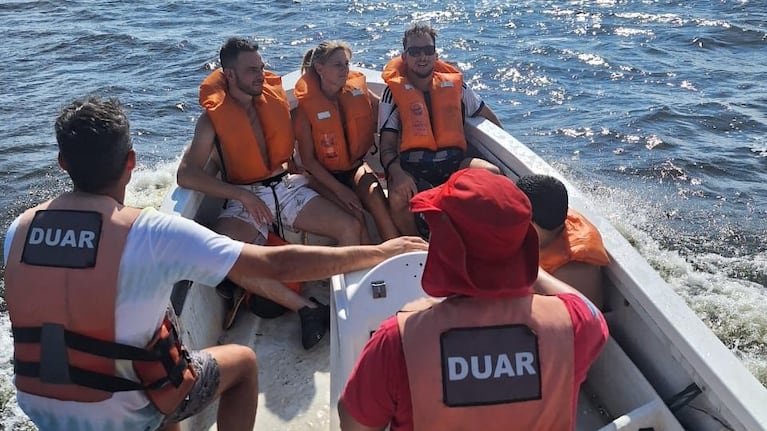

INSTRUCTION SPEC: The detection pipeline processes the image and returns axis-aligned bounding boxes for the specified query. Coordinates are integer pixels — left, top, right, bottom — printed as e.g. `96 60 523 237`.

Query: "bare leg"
460 157 501 174
229 274 314 311
387 188 418 236
213 217 264 244
354 165 400 241
305 175 370 244
206 344 259 431
215 216 314 313
292 196 362 246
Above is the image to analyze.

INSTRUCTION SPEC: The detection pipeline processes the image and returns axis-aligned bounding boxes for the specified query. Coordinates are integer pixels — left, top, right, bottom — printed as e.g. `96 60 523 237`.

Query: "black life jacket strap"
151 327 190 387
13 326 158 361
213 135 229 183
13 360 160 392
13 324 190 391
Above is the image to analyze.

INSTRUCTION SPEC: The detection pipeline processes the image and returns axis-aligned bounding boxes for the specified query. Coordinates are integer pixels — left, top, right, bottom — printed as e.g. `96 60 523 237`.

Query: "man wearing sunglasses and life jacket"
379 23 504 237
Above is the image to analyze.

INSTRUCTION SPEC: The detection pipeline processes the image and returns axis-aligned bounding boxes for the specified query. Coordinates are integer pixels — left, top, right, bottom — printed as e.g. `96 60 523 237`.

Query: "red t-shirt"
339 293 608 430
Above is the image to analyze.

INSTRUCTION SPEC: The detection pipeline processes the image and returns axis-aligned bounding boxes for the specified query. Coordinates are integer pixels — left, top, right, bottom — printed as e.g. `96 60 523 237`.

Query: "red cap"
410 169 539 298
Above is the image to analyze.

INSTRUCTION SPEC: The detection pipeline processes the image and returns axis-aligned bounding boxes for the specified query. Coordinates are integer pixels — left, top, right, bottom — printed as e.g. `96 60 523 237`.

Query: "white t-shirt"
378 81 485 134
3 207 243 431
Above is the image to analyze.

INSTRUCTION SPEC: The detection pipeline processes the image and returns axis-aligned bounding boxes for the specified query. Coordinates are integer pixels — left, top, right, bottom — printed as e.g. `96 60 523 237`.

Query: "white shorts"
219 173 319 239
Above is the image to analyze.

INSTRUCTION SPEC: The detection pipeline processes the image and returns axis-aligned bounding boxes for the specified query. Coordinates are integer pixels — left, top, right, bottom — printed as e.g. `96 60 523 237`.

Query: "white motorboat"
160 67 767 431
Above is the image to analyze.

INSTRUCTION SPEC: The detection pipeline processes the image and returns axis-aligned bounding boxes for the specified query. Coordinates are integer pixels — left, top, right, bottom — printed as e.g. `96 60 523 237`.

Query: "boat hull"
160 67 767 431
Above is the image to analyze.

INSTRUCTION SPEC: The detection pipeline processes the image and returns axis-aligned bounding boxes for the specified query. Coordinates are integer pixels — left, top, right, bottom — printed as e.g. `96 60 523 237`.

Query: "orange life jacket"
200 69 295 184
397 294 575 431
540 209 610 273
244 232 301 297
294 70 375 172
382 57 466 152
4 194 196 415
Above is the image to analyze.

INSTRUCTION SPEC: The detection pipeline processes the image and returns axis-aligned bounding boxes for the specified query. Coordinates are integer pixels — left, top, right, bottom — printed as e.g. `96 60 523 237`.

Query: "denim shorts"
159 350 220 426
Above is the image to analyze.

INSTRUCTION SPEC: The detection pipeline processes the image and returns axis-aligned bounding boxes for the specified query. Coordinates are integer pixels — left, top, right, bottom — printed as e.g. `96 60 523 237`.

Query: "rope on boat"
665 383 734 430
665 383 702 412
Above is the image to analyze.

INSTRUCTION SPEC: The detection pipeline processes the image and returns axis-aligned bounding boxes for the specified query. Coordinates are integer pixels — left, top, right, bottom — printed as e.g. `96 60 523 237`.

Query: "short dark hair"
219 37 259 70
402 23 437 50
55 97 132 193
516 174 569 230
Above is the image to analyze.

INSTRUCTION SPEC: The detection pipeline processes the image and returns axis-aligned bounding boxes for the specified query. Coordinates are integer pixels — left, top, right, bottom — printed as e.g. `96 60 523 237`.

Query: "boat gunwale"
159 66 767 431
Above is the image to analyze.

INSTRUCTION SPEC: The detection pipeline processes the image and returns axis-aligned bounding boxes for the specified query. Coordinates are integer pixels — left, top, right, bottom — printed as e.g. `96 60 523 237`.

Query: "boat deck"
180 283 617 431
179 281 331 431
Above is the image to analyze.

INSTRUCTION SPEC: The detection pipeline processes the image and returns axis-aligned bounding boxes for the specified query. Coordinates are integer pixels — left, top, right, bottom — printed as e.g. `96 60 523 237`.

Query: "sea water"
0 1 764 428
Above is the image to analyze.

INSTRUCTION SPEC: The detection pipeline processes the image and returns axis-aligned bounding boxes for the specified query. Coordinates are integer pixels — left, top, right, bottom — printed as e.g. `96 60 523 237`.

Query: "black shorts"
399 148 464 190
331 168 357 189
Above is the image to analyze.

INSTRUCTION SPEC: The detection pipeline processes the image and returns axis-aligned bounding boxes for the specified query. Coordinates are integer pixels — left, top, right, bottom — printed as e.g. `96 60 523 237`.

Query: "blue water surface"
0 0 765 427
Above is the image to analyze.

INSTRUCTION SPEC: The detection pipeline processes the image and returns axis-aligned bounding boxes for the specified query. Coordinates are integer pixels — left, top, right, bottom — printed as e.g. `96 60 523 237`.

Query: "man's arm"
338 401 386 431
552 262 604 310
379 130 400 176
534 267 591 298
368 89 380 123
229 236 427 284
377 87 402 179
377 87 401 179
474 104 503 128
463 84 503 128
177 113 245 200
226 236 426 311
177 113 271 223
380 130 416 199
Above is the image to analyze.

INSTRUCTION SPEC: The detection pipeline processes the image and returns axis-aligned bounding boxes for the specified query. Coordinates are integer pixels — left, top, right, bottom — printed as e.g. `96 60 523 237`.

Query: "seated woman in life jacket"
516 174 610 309
293 40 400 243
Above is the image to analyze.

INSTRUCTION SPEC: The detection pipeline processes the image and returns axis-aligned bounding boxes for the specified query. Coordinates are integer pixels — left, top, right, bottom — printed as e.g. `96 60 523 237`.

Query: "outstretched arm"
229 236 427 284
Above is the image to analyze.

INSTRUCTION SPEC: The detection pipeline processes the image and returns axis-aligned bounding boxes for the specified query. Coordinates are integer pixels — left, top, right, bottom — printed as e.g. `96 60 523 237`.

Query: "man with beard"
177 38 362 349
378 24 504 236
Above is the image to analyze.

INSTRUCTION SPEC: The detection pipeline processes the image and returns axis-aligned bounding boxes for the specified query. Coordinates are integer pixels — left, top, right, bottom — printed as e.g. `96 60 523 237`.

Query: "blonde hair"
301 40 352 74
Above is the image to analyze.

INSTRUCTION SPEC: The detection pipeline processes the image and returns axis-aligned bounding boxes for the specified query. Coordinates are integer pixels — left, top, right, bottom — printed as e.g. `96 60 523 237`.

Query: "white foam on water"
0 314 35 429
570 173 767 386
1 163 763 429
125 159 181 209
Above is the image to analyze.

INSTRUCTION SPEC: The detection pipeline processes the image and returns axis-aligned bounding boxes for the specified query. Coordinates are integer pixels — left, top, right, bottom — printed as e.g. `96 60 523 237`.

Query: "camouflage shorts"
159 350 221 426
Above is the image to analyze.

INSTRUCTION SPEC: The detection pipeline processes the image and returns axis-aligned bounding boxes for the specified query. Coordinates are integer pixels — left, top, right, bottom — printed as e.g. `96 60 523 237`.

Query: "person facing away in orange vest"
516 174 610 309
378 23 504 236
293 40 400 243
176 37 369 348
2 96 428 431
339 169 608 431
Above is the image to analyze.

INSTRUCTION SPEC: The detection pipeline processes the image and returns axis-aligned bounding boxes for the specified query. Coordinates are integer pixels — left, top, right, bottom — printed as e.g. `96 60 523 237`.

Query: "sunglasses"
405 45 436 56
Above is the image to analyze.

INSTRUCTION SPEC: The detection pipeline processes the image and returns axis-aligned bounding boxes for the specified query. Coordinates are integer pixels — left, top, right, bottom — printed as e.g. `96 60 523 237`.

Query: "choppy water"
0 0 765 428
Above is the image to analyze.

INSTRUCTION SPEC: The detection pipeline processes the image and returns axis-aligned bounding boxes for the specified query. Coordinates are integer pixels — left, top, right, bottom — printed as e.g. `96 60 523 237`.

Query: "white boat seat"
331 251 429 393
